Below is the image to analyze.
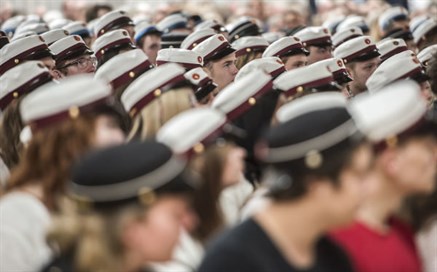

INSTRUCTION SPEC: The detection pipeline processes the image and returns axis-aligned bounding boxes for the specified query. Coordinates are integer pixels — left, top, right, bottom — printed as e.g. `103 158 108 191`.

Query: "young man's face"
283 54 307 70
307 45 332 65
386 135 437 194
205 52 238 91
322 143 374 227
60 54 97 76
347 57 380 95
141 34 161 65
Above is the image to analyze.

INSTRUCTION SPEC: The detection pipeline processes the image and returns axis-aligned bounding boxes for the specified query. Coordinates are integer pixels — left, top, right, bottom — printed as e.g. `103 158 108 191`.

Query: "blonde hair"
128 87 195 140
235 51 263 70
48 198 146 272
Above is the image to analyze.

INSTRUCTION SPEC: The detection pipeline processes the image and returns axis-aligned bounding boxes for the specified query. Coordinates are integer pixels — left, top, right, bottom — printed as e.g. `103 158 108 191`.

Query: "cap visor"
208 46 236 62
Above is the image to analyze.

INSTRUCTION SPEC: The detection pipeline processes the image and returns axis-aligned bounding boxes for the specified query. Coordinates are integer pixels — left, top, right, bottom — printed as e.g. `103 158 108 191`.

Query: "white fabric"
212 70 272 115
40 29 69 45
121 63 186 112
0 61 49 101
0 157 9 187
240 187 271 221
157 108 226 154
416 218 437 272
220 176 254 226
349 80 426 142
273 63 333 93
0 192 52 271
236 57 284 81
20 75 111 124
0 35 46 67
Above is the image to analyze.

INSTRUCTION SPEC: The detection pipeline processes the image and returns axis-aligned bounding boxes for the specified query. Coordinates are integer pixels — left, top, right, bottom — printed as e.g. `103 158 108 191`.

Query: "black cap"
227 18 261 43
70 141 195 207
259 93 363 167
161 32 189 49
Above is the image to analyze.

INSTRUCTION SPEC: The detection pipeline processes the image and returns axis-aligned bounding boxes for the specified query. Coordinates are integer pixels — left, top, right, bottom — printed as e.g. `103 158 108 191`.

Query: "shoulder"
198 219 267 272
0 191 50 222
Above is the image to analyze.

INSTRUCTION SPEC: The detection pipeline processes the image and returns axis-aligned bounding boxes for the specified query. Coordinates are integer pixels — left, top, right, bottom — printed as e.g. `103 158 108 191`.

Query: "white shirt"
0 192 52 272
416 217 437 272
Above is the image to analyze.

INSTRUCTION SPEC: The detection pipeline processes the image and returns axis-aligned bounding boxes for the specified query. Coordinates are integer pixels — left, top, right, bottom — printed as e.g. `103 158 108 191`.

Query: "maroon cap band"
303 36 332 47
226 80 273 121
203 42 232 62
55 42 91 62
332 69 353 83
273 43 307 58
95 38 133 60
235 45 267 57
110 59 154 90
0 43 49 75
29 96 111 131
187 36 213 50
283 76 333 97
156 60 202 70
129 74 186 117
343 44 378 63
0 72 52 111
380 45 408 62
270 66 287 79
98 17 133 37
334 34 362 48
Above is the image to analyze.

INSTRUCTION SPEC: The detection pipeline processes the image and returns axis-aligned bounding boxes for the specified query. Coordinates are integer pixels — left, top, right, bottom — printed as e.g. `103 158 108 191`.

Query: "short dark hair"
266 136 365 201
85 4 113 23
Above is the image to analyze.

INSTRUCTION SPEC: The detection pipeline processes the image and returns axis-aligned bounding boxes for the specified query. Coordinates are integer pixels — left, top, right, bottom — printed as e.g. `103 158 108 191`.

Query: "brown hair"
5 114 97 211
191 143 233 242
0 100 24 169
128 87 195 140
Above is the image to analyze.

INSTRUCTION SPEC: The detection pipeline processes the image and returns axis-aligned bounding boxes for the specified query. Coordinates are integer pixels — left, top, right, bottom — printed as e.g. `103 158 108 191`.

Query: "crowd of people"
0 0 437 271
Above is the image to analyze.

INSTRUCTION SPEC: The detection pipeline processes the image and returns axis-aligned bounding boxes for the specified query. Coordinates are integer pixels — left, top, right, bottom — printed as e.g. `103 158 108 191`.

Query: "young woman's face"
93 115 125 148
135 195 195 262
221 145 246 187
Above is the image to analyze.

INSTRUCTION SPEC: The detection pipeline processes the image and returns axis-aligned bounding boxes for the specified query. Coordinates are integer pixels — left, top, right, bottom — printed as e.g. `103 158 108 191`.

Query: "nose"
231 64 239 75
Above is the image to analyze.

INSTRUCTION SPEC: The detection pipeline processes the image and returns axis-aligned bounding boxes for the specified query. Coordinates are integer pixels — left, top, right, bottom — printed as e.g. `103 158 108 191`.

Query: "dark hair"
418 26 437 51
191 143 234 242
402 188 437 231
0 100 24 169
427 51 437 96
97 46 133 68
266 136 365 201
85 4 113 23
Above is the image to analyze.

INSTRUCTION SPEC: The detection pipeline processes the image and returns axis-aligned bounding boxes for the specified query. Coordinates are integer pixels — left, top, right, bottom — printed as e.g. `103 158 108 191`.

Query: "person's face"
307 45 332 65
141 34 161 65
207 52 238 91
131 195 195 262
93 114 125 148
419 81 435 107
61 54 97 76
39 57 63 80
221 145 246 187
388 136 437 194
322 144 374 227
347 57 380 94
283 54 308 70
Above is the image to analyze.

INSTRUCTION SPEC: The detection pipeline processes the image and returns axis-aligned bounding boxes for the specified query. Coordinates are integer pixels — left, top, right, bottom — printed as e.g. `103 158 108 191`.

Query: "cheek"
140 212 182 261
93 126 125 148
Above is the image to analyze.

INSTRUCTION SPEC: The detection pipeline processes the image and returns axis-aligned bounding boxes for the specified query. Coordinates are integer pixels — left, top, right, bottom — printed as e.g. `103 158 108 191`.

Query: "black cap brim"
207 46 236 62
